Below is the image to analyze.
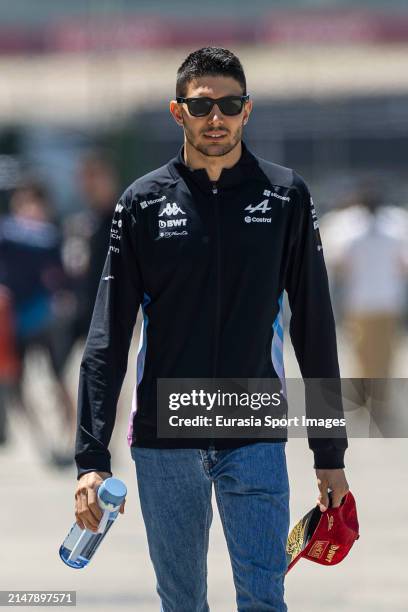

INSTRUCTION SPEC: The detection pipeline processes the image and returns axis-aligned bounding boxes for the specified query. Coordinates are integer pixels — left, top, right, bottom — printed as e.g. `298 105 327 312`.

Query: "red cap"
286 491 359 573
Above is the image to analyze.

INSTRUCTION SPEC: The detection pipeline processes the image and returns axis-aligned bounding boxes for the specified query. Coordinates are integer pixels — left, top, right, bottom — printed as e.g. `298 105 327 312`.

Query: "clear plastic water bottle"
59 477 127 569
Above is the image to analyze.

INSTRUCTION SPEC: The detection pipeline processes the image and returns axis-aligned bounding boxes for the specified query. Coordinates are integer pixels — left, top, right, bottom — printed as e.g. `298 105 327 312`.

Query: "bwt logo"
159 202 185 217
159 219 187 229
325 544 340 563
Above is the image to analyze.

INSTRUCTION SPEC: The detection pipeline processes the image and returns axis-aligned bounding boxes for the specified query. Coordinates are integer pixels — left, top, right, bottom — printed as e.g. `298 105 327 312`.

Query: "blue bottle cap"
98 477 127 507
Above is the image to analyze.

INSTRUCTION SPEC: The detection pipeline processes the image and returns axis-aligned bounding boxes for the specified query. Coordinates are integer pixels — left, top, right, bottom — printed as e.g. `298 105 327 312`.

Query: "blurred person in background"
321 184 408 434
73 47 349 611
63 151 119 342
0 285 20 444
0 180 76 458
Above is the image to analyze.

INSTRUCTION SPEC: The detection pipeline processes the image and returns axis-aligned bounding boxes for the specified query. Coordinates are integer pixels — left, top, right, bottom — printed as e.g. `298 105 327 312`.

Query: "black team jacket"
75 141 348 479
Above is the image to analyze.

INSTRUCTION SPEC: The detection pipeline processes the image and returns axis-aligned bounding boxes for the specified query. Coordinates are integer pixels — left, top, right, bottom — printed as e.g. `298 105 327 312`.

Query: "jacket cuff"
313 448 346 469
77 468 113 481
75 453 112 480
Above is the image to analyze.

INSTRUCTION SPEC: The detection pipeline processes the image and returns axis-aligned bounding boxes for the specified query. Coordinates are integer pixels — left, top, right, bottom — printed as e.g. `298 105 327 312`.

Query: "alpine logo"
244 197 272 223
159 202 185 217
244 199 271 214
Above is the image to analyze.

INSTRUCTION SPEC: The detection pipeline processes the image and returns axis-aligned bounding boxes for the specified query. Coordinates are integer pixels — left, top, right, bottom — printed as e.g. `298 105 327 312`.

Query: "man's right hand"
75 471 112 533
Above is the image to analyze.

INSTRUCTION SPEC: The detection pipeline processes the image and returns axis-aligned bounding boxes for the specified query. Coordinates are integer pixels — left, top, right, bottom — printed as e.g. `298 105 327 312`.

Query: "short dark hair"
176 47 246 97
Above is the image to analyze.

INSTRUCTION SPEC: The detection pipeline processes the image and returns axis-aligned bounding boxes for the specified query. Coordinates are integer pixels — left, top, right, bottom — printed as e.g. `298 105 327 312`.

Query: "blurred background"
0 0 407 610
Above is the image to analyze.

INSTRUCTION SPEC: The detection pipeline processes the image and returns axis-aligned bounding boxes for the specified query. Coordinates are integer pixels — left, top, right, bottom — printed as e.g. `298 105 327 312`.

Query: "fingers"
316 477 329 512
75 515 85 530
76 490 99 532
75 490 88 530
119 500 126 514
315 469 350 511
330 483 350 508
74 473 107 533
87 487 103 523
330 492 343 508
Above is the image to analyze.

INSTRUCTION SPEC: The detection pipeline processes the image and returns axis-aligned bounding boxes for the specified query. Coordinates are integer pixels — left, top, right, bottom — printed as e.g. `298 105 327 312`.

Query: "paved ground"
1 322 407 611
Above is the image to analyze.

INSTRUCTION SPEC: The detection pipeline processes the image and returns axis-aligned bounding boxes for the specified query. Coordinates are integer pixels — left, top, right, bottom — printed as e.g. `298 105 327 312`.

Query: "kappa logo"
159 202 185 217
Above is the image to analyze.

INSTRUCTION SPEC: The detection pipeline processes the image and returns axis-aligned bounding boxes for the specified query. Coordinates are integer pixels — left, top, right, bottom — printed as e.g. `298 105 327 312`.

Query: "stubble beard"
184 123 243 158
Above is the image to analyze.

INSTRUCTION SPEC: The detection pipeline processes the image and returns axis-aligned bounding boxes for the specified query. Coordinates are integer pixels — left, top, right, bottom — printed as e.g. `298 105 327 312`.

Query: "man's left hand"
315 469 349 512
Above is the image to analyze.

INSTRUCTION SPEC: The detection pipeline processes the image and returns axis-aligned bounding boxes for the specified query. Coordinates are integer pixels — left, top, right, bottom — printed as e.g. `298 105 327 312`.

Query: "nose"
207 104 224 124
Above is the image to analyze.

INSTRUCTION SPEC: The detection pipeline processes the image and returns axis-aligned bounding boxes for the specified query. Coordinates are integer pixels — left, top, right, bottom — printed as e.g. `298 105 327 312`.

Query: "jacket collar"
168 140 257 191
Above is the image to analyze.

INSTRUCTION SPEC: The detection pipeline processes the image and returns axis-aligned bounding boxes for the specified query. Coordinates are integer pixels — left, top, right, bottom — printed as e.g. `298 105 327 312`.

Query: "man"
321 184 408 436
0 180 76 452
63 151 120 340
74 47 349 611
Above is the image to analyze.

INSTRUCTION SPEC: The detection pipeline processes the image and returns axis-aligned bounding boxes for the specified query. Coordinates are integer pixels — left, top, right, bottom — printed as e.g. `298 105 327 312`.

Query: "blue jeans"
131 442 290 612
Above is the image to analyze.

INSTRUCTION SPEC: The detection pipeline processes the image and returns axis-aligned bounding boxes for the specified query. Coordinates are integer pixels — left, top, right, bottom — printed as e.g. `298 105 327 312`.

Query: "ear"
242 99 253 126
169 100 184 127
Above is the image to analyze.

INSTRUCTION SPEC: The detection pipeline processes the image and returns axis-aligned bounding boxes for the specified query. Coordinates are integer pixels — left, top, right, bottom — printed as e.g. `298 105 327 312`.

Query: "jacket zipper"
210 181 221 451
212 182 221 379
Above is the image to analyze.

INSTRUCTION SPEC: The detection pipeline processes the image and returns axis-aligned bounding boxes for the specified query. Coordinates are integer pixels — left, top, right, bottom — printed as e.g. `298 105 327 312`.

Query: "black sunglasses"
176 94 250 117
